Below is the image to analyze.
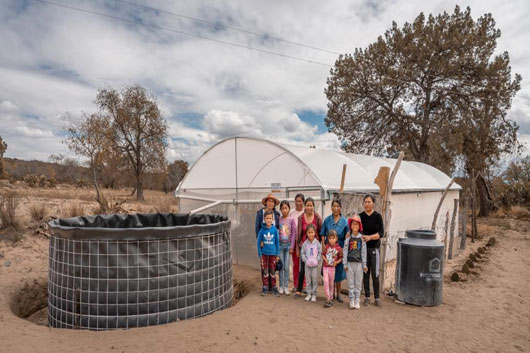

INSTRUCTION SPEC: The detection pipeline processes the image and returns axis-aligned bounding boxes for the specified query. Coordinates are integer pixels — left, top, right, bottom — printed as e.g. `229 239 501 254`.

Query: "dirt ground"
1 186 529 353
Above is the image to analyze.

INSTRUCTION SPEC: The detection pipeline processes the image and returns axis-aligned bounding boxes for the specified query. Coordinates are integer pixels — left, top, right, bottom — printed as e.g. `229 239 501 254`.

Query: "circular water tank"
47 213 232 330
395 230 444 306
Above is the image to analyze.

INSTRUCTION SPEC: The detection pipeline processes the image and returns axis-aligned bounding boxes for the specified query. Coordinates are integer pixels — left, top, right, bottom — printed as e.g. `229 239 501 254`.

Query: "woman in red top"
294 197 322 298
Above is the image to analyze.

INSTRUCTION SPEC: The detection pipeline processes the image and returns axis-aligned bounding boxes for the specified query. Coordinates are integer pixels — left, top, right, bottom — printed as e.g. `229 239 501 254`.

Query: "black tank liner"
47 213 232 330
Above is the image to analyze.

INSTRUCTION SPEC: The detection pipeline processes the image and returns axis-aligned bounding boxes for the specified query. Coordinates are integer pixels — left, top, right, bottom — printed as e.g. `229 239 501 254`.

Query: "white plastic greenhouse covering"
175 137 462 282
177 136 460 194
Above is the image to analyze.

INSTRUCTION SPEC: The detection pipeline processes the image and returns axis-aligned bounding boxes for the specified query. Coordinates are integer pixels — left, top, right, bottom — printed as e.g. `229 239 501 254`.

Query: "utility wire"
35 0 333 67
116 0 342 55
33 0 528 108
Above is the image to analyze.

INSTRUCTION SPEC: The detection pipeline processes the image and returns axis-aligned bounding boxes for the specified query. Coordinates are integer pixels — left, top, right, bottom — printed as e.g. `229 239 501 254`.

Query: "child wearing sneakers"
278 200 297 295
322 230 343 307
301 224 321 302
257 210 280 296
343 215 367 309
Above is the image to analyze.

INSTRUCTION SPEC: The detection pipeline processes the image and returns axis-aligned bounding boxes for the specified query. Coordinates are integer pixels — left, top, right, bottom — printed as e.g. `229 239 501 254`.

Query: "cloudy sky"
1 0 529 165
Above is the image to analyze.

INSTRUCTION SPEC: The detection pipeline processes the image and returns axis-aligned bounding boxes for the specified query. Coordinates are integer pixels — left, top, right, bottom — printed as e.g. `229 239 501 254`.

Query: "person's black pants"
296 259 306 292
363 247 380 299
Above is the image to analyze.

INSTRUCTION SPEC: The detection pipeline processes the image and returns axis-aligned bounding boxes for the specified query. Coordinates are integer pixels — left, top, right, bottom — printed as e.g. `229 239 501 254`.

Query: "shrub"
29 204 47 222
66 203 84 218
0 192 20 230
152 197 176 213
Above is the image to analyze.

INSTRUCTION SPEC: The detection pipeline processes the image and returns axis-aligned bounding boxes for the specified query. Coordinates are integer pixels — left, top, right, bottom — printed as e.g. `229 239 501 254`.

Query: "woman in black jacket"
359 194 384 307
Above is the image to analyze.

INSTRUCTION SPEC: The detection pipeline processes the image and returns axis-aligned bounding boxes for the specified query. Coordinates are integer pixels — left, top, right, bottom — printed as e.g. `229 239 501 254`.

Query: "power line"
115 0 342 55
31 0 529 108
35 0 334 67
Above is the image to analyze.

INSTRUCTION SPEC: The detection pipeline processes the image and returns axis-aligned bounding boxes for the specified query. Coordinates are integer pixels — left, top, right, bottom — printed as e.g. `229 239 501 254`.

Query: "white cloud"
202 110 263 139
0 0 528 165
0 100 17 112
14 126 53 138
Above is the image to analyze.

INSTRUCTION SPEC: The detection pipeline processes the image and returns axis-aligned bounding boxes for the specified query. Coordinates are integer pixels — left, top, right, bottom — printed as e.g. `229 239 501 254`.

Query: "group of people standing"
255 192 385 309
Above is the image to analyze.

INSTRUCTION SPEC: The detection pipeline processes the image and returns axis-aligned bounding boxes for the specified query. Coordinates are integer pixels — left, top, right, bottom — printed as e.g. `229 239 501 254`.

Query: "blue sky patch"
296 109 327 134
177 112 204 129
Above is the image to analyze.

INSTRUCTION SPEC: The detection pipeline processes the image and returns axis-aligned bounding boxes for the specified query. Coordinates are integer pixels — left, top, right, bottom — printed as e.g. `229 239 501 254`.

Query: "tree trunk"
91 160 107 212
476 174 491 217
136 173 144 201
470 173 478 243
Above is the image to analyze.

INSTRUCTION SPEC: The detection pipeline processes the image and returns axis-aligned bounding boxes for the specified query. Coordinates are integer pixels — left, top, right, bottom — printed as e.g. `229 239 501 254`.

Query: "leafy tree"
325 6 522 240
166 160 189 192
325 6 521 174
492 156 530 208
96 85 168 201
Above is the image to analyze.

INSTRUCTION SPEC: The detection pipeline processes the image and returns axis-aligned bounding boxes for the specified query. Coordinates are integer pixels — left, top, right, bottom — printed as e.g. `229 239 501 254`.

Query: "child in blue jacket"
257 210 280 296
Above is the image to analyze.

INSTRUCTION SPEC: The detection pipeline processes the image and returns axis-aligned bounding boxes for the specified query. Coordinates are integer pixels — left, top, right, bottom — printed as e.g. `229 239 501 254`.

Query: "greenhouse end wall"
179 189 460 273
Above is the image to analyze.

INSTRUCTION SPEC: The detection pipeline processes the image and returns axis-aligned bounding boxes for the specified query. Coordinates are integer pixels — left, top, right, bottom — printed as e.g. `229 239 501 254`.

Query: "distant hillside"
3 157 90 186
2 157 182 192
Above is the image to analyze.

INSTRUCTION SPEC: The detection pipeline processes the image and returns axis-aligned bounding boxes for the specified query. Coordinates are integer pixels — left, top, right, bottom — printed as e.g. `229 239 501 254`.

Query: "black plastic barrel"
47 213 232 330
395 230 444 306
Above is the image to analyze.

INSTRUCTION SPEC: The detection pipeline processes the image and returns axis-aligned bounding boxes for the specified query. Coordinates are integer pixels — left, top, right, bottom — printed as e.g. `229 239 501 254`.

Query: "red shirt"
322 243 342 267
301 214 320 245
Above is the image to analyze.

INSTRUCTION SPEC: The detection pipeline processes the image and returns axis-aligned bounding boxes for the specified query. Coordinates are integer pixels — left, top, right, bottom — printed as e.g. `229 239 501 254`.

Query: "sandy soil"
0 187 529 353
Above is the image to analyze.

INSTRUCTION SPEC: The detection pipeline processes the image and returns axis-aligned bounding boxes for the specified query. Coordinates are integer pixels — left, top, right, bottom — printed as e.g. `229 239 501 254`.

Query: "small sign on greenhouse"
271 183 281 193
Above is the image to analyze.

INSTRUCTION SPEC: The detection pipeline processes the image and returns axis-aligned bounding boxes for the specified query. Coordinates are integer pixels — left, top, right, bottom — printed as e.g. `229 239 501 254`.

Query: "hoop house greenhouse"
175 137 461 281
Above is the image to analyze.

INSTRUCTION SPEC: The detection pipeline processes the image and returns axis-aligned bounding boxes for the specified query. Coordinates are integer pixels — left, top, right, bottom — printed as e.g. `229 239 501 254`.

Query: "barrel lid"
405 229 437 240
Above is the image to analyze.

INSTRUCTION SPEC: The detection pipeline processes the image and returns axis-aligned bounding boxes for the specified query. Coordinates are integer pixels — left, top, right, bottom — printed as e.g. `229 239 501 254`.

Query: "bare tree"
96 85 168 201
0 136 7 179
64 113 110 209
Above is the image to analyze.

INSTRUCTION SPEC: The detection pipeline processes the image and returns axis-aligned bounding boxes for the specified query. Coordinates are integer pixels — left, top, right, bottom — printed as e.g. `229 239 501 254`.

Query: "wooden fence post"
375 151 404 292
432 178 455 231
448 198 458 259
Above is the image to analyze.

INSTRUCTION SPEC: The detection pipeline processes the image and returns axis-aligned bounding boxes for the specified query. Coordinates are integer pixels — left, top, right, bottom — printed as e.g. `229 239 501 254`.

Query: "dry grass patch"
151 197 178 213
65 203 84 218
29 204 47 222
491 205 530 220
0 191 20 230
511 206 530 219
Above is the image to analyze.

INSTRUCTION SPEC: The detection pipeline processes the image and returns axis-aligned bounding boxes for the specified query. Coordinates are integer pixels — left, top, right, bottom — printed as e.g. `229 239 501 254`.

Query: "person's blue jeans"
279 246 291 288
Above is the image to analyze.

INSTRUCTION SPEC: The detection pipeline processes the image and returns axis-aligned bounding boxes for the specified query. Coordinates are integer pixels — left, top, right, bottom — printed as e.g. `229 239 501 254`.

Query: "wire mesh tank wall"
47 213 232 330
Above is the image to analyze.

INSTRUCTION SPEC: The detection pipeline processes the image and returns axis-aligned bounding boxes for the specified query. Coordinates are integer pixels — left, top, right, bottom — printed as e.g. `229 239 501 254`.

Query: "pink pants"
323 266 335 301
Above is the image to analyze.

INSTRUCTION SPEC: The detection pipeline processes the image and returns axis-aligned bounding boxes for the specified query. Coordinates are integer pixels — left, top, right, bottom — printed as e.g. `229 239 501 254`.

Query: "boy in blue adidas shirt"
257 210 280 296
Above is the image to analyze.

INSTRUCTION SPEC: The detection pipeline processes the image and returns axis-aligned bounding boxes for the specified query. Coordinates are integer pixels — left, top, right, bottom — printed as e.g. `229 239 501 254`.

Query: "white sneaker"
278 287 284 295
284 287 290 295
311 295 317 302
305 294 311 301
354 301 360 310
349 300 355 309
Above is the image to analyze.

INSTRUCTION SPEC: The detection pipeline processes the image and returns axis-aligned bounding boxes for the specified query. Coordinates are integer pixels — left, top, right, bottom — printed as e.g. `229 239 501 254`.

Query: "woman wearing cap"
320 199 349 303
359 194 384 307
255 194 281 238
294 197 322 298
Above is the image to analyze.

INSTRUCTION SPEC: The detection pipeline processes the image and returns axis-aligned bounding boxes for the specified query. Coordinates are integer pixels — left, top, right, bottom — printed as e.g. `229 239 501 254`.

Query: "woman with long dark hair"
320 199 348 303
289 193 305 292
359 194 384 307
